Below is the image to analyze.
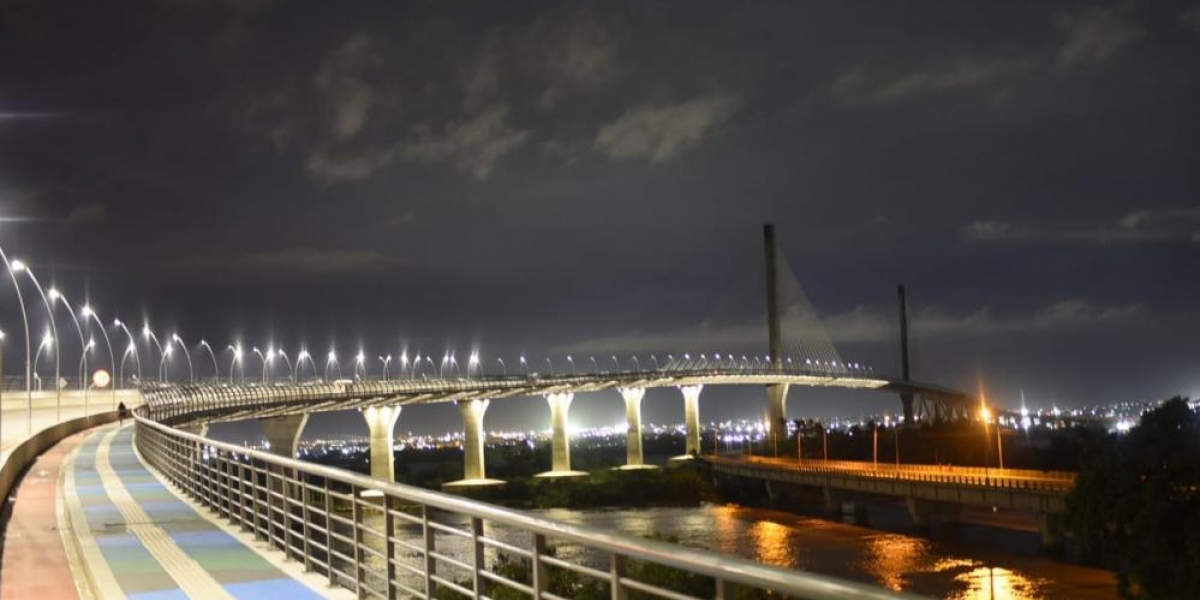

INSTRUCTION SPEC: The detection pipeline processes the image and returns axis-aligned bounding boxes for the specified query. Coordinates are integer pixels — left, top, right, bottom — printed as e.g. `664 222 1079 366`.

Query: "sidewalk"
61 424 338 600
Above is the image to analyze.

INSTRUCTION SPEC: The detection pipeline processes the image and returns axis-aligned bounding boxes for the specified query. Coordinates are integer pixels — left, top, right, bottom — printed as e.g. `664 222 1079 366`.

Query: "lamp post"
0 247 32 436
170 334 194 382
142 325 164 381
81 306 117 408
378 355 391 380
496 357 506 376
520 355 528 375
467 352 478 378
13 261 61 422
199 340 218 382
34 333 51 391
980 404 992 479
226 345 243 384
325 351 339 381
276 349 293 383
399 352 410 379
159 346 173 382
355 351 365 381
47 289 87 393
113 319 142 382
119 344 135 389
252 347 267 384
78 338 95 415
297 350 311 381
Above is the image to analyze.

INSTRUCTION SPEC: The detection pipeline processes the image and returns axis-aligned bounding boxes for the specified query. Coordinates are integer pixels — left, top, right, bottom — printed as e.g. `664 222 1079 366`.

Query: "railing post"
471 517 486 599
423 506 437 598
609 554 627 600
352 485 364 599
532 532 548 599
302 471 313 572
715 578 728 600
324 478 335 588
384 495 397 600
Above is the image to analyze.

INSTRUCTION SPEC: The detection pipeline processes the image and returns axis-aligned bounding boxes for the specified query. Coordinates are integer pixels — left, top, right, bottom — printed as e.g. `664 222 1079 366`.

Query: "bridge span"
140 369 972 485
707 455 1072 547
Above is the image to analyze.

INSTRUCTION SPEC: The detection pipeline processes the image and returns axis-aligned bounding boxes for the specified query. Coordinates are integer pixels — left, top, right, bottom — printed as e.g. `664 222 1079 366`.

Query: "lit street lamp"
378 355 392 380
142 325 164 381
47 288 87 392
13 261 61 421
252 347 268 384
198 340 219 382
78 339 95 414
113 319 142 381
325 350 341 381
81 306 117 407
226 345 244 384
355 351 365 381
159 345 173 382
276 349 293 383
170 334 194 382
0 247 33 435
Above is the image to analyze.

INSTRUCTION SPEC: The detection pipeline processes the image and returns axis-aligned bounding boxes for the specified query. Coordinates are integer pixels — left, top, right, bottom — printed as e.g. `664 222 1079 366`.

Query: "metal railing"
134 411 927 599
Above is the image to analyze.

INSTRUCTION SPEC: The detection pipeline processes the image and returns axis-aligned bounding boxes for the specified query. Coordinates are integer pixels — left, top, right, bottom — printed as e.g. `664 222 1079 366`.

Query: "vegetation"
1064 397 1200 599
447 464 718 509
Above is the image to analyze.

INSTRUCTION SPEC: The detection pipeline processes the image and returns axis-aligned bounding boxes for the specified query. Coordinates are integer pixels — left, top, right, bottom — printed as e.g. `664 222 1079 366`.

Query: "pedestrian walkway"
0 430 87 600
62 424 338 600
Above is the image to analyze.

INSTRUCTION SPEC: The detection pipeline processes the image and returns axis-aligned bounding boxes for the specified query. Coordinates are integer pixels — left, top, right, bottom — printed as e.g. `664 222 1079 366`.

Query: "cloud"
314 35 383 140
831 57 1033 105
1056 5 1145 67
401 104 531 179
65 202 107 226
306 148 396 184
964 208 1200 244
594 93 741 164
557 300 1143 355
1181 6 1200 32
238 248 400 272
538 17 616 109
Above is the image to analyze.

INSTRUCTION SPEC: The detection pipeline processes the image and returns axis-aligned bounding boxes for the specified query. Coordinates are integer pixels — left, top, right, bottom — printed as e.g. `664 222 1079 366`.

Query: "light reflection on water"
344 503 1114 600
531 504 1114 600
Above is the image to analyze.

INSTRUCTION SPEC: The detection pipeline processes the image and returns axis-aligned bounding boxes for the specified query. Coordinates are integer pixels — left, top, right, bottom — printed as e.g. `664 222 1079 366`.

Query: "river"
524 504 1118 600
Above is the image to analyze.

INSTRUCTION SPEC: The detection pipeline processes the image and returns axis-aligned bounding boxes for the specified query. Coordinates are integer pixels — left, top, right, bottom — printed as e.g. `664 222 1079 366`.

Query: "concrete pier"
673 385 703 460
362 406 401 481
618 388 655 470
259 414 308 458
537 393 585 477
445 399 504 487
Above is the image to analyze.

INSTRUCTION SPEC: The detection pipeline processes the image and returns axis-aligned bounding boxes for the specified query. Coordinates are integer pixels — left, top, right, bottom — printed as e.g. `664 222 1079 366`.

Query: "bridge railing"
133 412 926 600
719 456 1075 492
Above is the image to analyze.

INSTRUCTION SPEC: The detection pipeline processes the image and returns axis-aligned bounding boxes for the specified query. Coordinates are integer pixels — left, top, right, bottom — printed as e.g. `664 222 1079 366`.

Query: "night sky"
2 1 1199 439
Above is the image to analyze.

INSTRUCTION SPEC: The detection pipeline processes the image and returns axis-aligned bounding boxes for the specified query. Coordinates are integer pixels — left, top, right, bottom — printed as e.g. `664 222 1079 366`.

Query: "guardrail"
716 456 1075 492
134 410 927 599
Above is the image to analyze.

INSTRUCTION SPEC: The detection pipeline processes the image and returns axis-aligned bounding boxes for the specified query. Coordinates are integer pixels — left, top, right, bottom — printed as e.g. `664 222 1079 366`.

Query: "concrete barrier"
0 411 121 516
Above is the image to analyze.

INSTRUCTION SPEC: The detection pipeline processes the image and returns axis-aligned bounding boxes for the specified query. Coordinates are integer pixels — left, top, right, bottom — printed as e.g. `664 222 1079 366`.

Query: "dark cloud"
593 93 741 163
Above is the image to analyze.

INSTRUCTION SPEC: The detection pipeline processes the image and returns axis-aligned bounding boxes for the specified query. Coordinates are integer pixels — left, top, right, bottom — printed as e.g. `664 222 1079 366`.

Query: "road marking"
94 426 237 600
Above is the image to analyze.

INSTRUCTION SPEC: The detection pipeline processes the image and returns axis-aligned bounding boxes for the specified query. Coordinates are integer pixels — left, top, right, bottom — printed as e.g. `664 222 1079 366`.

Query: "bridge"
0 225 998 599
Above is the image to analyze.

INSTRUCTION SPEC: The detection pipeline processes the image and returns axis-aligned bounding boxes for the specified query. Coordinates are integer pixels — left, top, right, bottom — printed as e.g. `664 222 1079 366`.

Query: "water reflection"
343 503 1112 600
863 534 929 591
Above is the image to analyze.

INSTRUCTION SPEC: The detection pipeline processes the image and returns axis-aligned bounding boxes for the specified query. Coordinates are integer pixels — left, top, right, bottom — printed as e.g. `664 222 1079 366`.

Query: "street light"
13 261 61 422
496 357 506 376
276 349 293 383
198 340 218 382
297 349 312 381
78 338 95 415
355 351 365 381
48 288 87 393
226 344 244 384
33 332 52 390
0 247 32 436
251 347 269 384
170 333 194 382
81 305 117 407
113 319 142 381
325 350 340 381
119 343 135 389
142 325 164 381
159 345 173 381
378 355 391 380
399 351 410 379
